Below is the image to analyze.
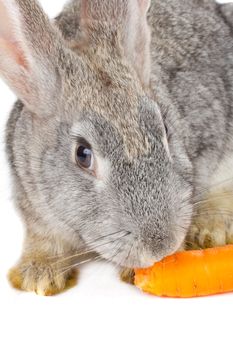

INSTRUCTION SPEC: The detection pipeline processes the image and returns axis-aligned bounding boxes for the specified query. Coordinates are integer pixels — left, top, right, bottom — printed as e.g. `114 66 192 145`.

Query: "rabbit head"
1 0 193 268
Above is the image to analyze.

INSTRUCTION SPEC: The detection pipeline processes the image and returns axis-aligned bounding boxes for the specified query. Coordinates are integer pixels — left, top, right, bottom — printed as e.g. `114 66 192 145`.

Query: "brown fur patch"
120 268 135 285
8 267 24 291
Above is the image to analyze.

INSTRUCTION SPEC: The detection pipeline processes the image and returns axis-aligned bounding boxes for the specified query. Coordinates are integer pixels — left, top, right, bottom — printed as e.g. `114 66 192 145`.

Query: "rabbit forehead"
71 114 145 161
69 93 165 160
56 49 152 157
67 90 147 158
57 51 164 158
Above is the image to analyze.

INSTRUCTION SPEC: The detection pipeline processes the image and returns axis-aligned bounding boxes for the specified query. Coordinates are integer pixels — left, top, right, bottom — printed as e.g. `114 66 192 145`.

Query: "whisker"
193 210 233 218
50 230 128 261
53 231 131 266
108 241 124 266
51 250 95 265
193 194 233 207
56 255 101 278
193 178 233 201
84 230 126 246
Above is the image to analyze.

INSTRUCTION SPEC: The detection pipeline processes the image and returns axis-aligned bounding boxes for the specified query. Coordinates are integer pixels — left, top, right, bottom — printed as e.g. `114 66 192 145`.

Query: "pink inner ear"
0 2 28 69
138 0 150 13
0 38 28 69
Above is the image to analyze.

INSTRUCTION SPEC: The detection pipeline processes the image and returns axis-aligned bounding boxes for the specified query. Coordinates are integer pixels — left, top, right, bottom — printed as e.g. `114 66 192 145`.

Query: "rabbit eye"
76 144 94 170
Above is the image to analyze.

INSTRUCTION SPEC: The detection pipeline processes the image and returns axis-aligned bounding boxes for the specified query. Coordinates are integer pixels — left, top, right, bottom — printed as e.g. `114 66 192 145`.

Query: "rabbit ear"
138 0 151 12
80 0 151 86
0 0 62 115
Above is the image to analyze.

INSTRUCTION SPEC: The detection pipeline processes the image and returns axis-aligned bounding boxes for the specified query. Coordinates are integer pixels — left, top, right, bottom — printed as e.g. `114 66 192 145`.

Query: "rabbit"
1 0 233 295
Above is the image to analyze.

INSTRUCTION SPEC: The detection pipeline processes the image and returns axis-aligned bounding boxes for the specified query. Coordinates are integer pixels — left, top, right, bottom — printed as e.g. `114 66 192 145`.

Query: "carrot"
134 245 233 298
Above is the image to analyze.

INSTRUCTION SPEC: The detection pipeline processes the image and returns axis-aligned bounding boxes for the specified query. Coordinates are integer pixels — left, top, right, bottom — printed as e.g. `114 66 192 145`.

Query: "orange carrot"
134 245 233 298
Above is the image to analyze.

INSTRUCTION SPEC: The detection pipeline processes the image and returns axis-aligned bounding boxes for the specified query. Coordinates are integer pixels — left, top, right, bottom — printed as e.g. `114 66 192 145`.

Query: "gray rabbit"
1 0 233 295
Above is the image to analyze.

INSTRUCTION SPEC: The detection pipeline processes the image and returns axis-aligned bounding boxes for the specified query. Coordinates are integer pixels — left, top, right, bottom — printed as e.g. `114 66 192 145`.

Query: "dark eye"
75 144 94 170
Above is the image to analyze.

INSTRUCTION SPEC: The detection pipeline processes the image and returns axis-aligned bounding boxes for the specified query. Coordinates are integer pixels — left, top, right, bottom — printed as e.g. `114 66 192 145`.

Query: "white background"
1 1 233 350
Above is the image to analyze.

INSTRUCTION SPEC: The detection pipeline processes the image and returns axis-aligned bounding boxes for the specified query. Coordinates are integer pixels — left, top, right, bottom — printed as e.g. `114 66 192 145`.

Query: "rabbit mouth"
122 241 184 269
92 230 186 269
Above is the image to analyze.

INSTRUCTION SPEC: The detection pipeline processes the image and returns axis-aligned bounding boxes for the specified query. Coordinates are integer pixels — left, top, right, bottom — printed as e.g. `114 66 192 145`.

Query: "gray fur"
2 0 233 283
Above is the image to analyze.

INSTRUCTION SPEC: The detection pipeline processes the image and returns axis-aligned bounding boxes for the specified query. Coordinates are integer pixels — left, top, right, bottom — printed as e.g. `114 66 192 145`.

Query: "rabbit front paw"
8 256 78 296
186 215 233 250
